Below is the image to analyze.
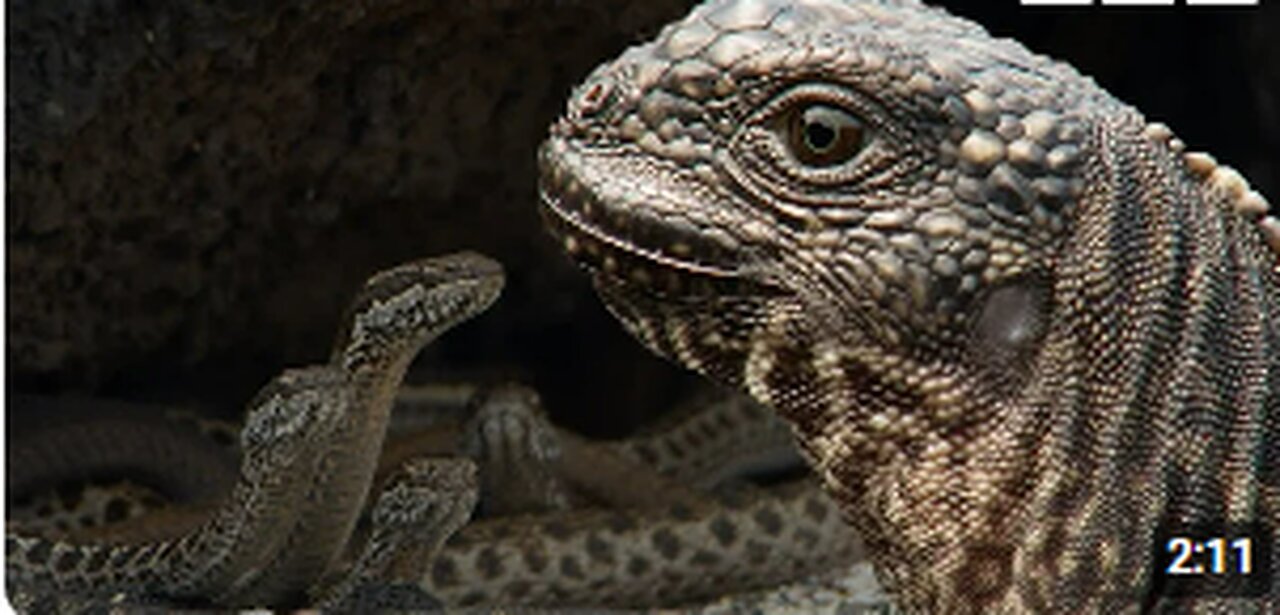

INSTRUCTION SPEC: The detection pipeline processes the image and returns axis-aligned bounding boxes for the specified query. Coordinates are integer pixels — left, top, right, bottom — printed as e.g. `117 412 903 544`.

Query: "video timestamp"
1152 522 1273 598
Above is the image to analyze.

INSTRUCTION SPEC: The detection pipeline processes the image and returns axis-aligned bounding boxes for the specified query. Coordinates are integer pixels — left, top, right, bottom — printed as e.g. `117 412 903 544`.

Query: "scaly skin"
6 366 349 609
8 381 867 610
239 252 505 605
407 383 864 609
6 253 505 610
538 0 1279 612
422 476 859 608
321 383 864 610
7 397 240 539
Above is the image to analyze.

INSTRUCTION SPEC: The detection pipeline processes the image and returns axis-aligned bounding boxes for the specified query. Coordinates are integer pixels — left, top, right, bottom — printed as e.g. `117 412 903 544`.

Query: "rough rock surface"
7 0 703 429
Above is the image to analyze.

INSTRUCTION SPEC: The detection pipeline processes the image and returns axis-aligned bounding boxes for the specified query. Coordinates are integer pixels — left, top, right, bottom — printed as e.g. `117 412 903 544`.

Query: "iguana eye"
783 104 865 167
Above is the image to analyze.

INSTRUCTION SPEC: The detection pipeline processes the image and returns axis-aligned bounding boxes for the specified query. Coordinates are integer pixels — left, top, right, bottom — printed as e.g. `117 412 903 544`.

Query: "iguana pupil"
787 104 864 166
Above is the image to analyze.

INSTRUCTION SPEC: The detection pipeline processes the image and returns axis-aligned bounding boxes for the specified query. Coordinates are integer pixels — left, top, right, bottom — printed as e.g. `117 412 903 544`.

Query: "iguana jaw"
538 139 786 301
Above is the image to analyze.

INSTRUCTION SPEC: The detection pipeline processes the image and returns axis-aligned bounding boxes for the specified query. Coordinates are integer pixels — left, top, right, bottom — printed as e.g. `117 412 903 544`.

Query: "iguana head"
538 0 1101 461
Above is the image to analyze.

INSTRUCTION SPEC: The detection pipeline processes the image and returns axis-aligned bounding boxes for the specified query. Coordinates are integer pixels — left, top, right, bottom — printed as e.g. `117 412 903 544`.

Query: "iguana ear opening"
969 276 1050 389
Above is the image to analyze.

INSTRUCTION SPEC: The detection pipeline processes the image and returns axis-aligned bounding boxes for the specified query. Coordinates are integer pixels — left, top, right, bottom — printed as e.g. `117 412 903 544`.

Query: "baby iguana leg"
318 458 479 610
5 366 348 609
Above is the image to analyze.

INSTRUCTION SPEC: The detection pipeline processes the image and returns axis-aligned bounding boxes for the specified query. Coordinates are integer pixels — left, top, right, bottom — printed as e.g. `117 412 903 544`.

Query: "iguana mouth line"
539 188 736 275
539 144 782 299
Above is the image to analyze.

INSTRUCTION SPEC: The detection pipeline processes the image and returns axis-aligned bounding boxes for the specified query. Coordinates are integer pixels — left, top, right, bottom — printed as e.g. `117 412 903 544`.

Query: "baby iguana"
538 0 1279 612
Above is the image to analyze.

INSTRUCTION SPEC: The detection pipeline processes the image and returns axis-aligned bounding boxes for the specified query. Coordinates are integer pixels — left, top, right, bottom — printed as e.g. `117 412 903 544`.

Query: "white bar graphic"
1186 0 1259 5
1100 0 1175 5
1019 0 1094 5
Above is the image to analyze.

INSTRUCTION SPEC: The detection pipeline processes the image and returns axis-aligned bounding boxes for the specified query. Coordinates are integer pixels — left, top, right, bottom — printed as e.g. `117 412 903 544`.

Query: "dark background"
7 0 1278 435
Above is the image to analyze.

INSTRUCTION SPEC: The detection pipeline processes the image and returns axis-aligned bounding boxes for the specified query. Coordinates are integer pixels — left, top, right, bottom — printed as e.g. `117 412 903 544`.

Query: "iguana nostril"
576 80 614 118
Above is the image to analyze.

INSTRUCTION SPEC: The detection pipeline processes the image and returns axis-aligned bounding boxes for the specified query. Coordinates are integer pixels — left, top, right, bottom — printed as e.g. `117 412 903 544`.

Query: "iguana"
538 0 1280 611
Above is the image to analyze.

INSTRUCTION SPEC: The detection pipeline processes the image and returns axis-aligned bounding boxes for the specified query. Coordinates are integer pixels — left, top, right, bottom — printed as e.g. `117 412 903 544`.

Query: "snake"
6 252 505 610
